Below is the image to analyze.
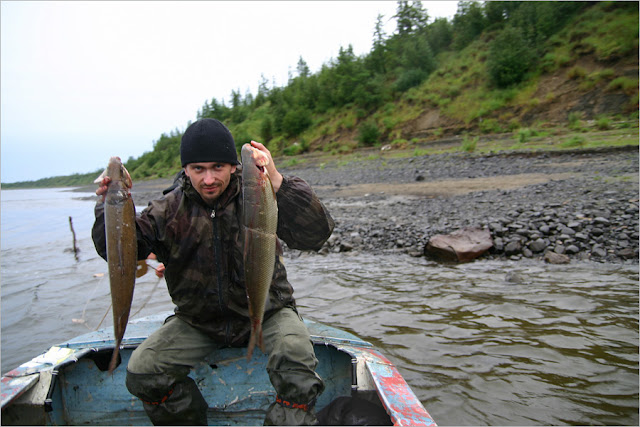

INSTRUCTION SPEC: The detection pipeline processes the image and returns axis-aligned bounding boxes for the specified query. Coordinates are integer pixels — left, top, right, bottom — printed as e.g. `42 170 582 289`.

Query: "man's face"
184 162 237 206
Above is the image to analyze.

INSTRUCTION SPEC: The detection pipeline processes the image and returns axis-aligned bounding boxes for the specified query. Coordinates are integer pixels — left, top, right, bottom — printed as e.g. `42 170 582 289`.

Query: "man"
92 118 334 425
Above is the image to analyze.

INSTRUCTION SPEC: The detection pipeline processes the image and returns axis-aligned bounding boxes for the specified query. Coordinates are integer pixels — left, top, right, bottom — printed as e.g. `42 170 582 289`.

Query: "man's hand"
250 140 283 192
155 263 166 279
95 163 132 202
95 176 112 201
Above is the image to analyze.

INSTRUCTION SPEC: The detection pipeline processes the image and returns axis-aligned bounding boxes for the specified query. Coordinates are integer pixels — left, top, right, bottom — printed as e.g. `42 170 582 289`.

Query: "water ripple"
287 253 639 426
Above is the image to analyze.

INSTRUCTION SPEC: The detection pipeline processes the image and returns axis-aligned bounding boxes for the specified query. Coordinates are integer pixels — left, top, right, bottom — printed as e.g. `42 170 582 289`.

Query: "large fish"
241 143 278 360
97 157 137 373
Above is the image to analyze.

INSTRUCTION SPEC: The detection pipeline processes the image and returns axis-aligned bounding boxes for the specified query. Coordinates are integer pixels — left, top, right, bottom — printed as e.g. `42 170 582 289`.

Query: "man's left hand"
250 140 283 193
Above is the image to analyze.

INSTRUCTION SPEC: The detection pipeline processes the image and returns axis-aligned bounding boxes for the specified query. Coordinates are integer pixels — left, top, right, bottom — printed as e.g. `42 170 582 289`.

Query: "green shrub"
487 26 534 88
596 116 612 130
282 108 312 137
282 140 308 156
567 66 587 80
461 135 478 152
518 128 538 143
589 68 615 82
260 117 273 143
562 135 586 147
479 118 503 134
608 77 639 95
391 138 409 149
394 69 428 92
358 120 381 146
505 119 520 132
382 116 397 132
568 112 583 130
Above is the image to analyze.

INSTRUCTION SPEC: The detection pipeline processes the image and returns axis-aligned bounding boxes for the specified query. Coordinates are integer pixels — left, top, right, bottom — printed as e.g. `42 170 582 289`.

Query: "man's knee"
126 370 174 402
269 332 317 370
127 345 158 375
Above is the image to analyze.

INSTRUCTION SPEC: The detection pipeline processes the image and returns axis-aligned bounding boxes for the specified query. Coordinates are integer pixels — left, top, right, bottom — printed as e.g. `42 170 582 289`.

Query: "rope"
72 272 107 330
73 262 162 331
94 303 112 331
131 274 163 319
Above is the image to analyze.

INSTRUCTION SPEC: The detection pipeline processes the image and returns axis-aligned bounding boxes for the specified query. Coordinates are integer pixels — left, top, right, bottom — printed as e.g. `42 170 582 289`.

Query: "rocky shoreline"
103 146 639 264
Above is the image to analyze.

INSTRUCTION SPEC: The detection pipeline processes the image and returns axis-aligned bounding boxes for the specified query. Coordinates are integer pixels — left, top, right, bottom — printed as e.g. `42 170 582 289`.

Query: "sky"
1 1 459 183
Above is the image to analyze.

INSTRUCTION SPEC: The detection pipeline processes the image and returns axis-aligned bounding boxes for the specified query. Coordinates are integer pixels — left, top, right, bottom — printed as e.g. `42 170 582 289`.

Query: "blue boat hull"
1 313 435 426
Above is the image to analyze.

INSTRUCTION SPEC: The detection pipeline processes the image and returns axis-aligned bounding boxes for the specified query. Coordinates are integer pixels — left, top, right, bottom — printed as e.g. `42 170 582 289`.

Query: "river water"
1 188 638 425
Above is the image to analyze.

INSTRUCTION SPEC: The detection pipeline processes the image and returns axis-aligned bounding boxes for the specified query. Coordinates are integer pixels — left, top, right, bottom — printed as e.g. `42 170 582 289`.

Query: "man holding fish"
92 118 334 425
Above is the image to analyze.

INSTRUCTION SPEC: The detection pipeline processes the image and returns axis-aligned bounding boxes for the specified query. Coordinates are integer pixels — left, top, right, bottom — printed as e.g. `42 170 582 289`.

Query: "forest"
6 1 638 188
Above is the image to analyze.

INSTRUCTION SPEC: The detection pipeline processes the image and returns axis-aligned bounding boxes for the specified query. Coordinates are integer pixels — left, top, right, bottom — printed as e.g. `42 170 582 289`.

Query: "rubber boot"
126 370 208 425
264 401 318 426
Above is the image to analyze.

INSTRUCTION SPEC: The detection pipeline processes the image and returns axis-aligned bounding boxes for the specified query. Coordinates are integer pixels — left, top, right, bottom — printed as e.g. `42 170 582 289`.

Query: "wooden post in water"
69 216 80 261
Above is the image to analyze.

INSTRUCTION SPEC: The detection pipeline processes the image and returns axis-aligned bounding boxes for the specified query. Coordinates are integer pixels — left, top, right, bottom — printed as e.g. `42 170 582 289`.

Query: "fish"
241 143 279 361
97 156 137 373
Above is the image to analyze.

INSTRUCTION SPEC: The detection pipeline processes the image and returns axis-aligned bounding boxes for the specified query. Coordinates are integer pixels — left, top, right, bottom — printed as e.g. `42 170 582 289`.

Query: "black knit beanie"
180 118 239 167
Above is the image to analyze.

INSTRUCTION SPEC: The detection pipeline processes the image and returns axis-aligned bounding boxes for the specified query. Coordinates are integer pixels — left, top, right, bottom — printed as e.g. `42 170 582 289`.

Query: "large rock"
425 227 493 263
544 251 570 264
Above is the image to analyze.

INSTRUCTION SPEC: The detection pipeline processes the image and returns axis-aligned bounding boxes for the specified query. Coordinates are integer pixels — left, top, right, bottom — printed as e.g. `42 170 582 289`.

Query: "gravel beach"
113 146 639 264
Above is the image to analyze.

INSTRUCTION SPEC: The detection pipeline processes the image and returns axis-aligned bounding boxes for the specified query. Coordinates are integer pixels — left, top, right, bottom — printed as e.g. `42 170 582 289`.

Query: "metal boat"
1 312 435 426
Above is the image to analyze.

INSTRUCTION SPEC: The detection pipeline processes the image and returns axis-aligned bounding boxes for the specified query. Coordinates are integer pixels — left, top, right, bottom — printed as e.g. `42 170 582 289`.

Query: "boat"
1 312 436 426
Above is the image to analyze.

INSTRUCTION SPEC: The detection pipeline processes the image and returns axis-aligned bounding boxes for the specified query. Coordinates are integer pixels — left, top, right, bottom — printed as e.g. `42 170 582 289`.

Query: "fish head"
96 157 132 192
241 144 271 183
106 157 124 181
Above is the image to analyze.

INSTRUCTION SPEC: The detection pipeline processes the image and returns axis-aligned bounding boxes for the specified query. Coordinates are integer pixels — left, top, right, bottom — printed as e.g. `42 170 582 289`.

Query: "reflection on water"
1 189 638 425
287 253 639 426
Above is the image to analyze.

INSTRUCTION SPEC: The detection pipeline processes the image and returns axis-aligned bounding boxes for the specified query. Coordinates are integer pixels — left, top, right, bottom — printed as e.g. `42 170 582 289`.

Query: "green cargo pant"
126 307 324 425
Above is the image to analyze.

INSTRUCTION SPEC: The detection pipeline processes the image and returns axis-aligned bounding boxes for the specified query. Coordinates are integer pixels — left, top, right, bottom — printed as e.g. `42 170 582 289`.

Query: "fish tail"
246 320 264 361
108 341 121 374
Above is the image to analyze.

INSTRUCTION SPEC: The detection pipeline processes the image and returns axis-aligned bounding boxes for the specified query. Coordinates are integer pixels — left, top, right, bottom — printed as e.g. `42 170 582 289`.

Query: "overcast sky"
1 1 459 183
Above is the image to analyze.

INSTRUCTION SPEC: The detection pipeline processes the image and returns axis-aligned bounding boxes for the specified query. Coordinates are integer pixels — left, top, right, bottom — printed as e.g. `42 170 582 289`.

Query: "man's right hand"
96 176 112 201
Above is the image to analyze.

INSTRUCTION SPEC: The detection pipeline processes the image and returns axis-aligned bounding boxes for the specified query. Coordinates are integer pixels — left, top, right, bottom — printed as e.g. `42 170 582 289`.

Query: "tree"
254 74 270 107
368 14 388 74
484 1 508 30
260 117 273 143
282 107 312 137
452 1 486 50
400 35 435 72
426 17 453 54
198 97 230 121
296 56 310 78
229 89 247 123
487 25 534 87
394 0 428 36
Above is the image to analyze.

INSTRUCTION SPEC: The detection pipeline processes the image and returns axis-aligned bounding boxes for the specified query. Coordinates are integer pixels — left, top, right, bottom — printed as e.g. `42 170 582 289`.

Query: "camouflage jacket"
92 170 334 346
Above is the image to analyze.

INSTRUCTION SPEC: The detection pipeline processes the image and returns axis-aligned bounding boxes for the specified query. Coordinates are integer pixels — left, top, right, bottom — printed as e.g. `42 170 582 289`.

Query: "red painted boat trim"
357 347 436 426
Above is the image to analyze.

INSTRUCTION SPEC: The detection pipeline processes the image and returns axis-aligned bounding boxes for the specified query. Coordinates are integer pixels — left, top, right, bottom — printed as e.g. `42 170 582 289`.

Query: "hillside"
4 1 638 189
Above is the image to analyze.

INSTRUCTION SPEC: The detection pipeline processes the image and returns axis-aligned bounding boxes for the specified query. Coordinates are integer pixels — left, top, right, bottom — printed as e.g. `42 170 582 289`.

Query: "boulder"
425 227 493 263
544 251 570 264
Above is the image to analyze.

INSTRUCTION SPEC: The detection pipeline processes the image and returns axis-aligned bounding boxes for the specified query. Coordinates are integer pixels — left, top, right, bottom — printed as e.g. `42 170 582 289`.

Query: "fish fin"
136 260 148 278
93 168 107 184
120 164 133 189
